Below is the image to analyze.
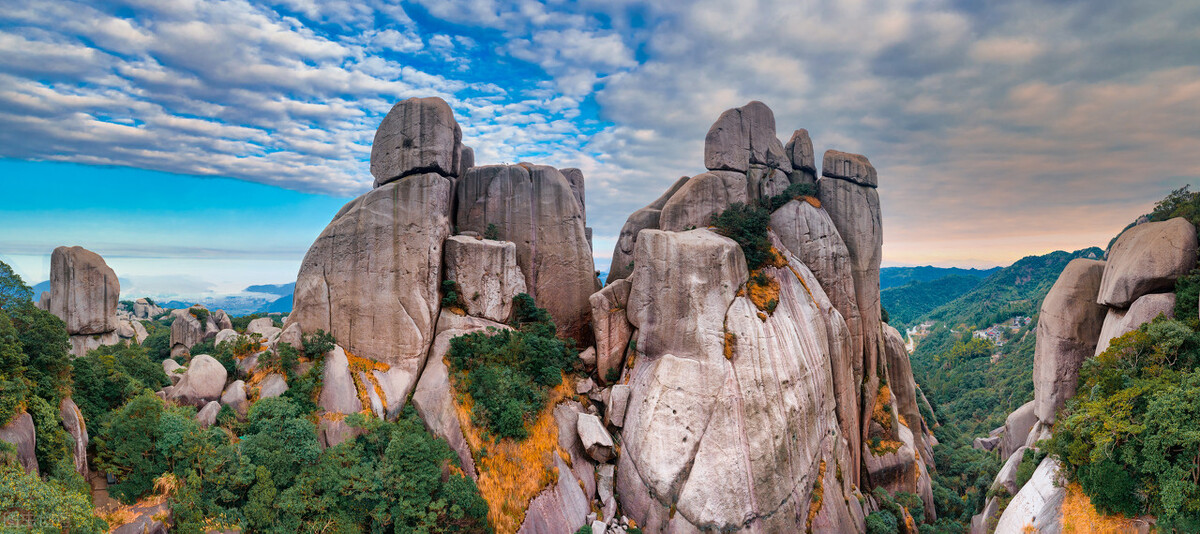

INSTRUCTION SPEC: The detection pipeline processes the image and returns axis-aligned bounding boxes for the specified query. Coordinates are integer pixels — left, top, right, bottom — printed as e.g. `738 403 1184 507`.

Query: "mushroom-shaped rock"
49 245 119 335
196 401 220 428
169 354 228 406
258 373 288 399
1032 259 1107 423
1098 217 1197 308
318 346 362 415
703 101 790 173
1095 292 1177 356
163 359 185 385
785 129 817 184
220 380 248 418
59 398 88 476
589 278 633 383
443 235 527 323
659 171 747 232
576 413 614 462
291 174 453 411
370 96 463 186
455 164 595 342
0 412 39 475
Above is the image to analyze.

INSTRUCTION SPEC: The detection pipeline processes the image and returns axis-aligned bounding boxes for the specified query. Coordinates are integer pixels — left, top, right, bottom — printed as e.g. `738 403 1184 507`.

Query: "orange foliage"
724 331 736 360
1060 482 1143 533
805 460 827 533
452 370 575 534
869 384 903 455
346 351 390 414
746 271 781 314
803 196 821 208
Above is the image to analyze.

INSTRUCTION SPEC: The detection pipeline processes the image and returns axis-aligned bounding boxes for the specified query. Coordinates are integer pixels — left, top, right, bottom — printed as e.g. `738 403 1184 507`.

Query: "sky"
2 0 1199 298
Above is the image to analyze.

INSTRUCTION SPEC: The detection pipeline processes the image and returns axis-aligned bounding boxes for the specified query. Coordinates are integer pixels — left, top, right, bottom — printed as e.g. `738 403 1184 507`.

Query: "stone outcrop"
561 167 586 221
589 278 632 383
785 129 816 184
220 380 248 418
370 97 463 187
993 458 1066 533
659 171 747 232
133 298 163 319
290 173 452 415
605 175 691 284
319 345 363 416
1095 292 1177 356
443 235 527 323
59 398 88 476
48 246 121 357
1098 217 1197 308
1032 259 1107 423
170 306 222 356
196 401 220 428
999 400 1038 460
455 163 595 342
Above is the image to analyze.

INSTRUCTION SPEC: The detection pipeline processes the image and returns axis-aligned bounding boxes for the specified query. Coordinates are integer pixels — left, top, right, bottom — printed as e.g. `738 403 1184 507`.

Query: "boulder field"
281 96 937 533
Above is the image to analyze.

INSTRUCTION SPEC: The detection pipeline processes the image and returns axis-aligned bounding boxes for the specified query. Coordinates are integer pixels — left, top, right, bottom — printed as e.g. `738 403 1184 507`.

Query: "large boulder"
1095 292 1177 356
170 307 213 355
1098 217 1197 308
196 401 220 428
370 96 463 186
0 412 38 475
576 413 614 462
703 101 790 173
999 400 1038 460
133 298 162 319
605 175 691 284
59 398 88 476
822 150 878 187
658 171 748 232
258 374 288 399
220 380 248 418
169 354 228 406
290 173 453 413
443 235 527 323
1032 259 1108 423
455 164 595 342
589 278 633 383
560 167 586 221
49 246 119 335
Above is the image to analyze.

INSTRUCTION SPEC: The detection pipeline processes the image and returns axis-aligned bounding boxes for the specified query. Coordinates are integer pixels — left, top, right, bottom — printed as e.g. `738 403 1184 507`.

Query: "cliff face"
285 97 934 533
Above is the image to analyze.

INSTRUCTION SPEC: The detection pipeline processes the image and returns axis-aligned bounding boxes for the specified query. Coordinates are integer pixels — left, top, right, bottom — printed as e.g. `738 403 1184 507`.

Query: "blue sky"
2 0 1199 299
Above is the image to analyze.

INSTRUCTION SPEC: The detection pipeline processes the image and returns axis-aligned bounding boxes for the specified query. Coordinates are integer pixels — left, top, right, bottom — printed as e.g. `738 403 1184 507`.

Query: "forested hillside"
880 266 999 290
881 275 982 331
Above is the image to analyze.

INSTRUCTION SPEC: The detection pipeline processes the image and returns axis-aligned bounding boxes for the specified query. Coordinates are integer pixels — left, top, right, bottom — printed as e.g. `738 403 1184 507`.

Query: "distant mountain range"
879 265 1001 290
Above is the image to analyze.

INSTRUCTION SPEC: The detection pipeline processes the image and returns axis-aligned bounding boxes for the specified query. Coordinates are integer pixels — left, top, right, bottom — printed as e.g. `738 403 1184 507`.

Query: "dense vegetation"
447 293 576 440
708 182 817 271
1047 316 1200 530
879 266 1000 290
881 275 983 331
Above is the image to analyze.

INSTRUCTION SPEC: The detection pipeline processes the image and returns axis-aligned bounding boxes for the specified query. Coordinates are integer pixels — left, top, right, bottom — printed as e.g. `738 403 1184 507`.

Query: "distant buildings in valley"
972 316 1032 347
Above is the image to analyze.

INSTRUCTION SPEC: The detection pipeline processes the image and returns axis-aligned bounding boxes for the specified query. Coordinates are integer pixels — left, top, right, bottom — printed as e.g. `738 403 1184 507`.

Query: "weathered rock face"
290 173 452 407
1095 292 1177 356
59 398 88 476
703 100 790 173
822 150 878 188
319 345 363 416
882 325 934 485
1032 259 1107 423
370 97 463 187
785 129 816 184
443 235 527 323
618 228 860 532
258 374 288 399
994 457 1066 533
50 246 119 336
658 171 747 232
1098 217 1197 308
133 298 163 319
772 199 864 392
589 278 633 384
560 167 586 221
0 412 38 475
169 354 228 407
455 164 595 342
607 208 661 283
170 307 216 355
220 380 248 418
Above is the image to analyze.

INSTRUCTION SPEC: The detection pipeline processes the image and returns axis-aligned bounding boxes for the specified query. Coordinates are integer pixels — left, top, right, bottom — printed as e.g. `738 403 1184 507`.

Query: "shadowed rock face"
443 236 527 323
290 173 453 414
1032 258 1107 423
455 164 595 343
